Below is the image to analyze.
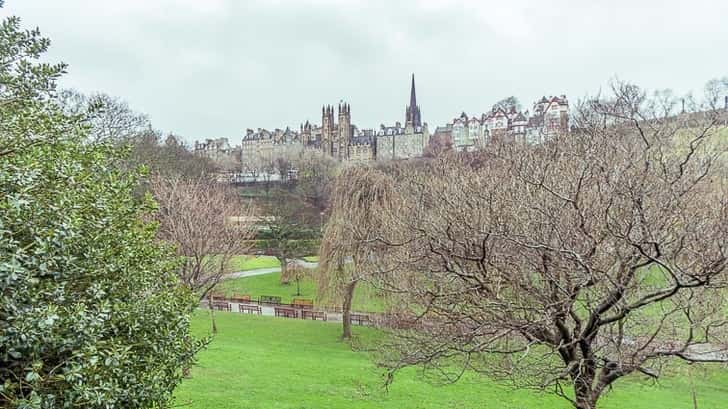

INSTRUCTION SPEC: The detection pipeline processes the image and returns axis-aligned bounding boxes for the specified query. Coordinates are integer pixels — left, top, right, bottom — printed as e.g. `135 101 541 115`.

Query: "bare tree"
491 95 522 112
424 132 454 158
346 81 728 408
256 188 319 284
151 175 255 331
292 150 340 212
59 89 151 144
317 167 398 339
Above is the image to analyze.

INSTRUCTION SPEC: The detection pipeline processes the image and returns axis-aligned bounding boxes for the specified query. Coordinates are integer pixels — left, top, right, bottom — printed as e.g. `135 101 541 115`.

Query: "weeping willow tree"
317 166 397 339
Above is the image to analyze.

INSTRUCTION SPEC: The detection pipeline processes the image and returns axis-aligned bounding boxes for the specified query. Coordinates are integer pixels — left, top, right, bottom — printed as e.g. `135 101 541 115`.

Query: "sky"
3 0 728 143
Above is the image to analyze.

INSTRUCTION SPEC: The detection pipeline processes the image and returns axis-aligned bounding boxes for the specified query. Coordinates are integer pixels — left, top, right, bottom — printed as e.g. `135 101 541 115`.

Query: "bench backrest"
231 294 251 302
259 295 282 305
292 298 314 309
213 302 231 311
274 307 297 317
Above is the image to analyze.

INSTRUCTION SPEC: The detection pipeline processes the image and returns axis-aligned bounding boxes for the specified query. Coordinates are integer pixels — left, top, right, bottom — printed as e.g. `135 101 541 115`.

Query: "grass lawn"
228 255 320 272
174 312 728 409
229 256 281 271
216 272 383 312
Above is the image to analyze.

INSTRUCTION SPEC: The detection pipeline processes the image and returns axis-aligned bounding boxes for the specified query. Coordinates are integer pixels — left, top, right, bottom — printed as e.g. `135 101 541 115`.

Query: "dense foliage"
0 12 202 408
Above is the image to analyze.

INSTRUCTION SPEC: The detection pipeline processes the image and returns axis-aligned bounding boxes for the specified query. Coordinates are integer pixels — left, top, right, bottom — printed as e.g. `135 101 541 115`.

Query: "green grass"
216 272 383 312
229 255 281 271
174 312 728 409
228 255 319 272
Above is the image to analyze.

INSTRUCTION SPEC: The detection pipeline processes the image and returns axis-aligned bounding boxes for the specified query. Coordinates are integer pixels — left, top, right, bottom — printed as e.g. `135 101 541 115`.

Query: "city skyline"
3 0 727 142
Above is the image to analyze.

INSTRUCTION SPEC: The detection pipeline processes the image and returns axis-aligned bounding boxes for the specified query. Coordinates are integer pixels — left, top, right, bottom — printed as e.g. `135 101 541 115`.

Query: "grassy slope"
174 312 728 409
216 272 384 312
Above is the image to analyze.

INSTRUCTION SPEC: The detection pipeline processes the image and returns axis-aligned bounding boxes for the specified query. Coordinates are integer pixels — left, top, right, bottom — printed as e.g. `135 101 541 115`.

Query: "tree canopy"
0 12 202 408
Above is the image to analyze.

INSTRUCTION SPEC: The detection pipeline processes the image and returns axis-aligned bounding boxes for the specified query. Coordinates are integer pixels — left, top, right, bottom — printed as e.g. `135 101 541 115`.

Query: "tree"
350 81 728 408
151 175 255 300
0 12 202 407
257 188 319 284
292 150 340 212
151 175 255 334
491 95 521 112
58 89 151 144
424 131 454 158
129 132 216 179
318 167 397 339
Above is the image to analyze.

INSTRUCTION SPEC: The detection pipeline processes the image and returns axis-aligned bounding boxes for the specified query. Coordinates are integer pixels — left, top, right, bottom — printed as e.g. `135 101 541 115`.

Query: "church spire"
409 73 417 112
405 73 422 128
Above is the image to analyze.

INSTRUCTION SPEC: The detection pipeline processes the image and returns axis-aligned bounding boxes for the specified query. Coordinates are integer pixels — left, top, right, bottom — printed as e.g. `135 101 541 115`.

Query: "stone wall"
376 129 428 160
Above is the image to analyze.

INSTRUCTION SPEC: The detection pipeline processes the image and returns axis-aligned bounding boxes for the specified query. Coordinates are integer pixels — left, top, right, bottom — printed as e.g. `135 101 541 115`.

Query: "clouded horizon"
3 0 727 143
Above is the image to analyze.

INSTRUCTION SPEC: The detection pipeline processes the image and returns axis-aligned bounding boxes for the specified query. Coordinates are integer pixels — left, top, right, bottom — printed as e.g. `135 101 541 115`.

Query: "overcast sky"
3 0 727 143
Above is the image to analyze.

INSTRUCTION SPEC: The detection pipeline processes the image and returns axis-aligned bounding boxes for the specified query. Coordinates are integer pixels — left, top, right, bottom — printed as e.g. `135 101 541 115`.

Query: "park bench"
209 292 227 301
291 298 314 309
320 304 343 313
230 294 251 303
259 295 282 305
301 310 327 321
238 304 262 315
212 302 231 312
274 307 298 319
350 313 371 326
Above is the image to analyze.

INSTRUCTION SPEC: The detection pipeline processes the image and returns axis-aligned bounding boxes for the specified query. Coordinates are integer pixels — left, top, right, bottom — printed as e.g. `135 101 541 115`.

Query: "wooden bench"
350 313 370 326
291 298 314 310
209 292 227 301
274 307 298 318
259 295 282 305
230 294 251 303
320 304 343 313
212 302 231 312
238 304 262 314
301 310 327 321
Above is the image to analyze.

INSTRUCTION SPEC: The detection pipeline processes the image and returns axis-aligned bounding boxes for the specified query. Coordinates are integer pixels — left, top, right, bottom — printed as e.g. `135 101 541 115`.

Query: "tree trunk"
295 277 301 296
208 293 218 335
341 281 357 340
279 257 289 284
573 379 596 409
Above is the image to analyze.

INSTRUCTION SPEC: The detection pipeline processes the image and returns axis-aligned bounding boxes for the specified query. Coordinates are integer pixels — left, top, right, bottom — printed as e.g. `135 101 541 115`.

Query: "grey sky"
3 0 727 143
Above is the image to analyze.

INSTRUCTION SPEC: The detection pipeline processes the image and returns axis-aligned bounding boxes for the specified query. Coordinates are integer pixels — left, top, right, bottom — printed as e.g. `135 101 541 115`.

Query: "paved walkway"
224 259 319 280
221 300 346 322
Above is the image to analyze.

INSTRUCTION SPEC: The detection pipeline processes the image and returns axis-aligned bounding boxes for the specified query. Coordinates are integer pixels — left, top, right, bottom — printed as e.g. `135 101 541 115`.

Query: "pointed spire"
405 73 422 128
409 73 417 111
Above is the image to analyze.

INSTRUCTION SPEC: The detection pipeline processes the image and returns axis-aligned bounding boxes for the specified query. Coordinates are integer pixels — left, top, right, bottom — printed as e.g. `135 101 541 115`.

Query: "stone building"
193 137 241 168
229 74 428 168
441 95 569 151
376 74 429 160
240 127 303 170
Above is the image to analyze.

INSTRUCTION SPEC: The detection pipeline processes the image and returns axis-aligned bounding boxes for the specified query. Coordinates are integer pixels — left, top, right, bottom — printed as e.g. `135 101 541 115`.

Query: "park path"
213 259 359 323
223 259 318 279
219 300 346 322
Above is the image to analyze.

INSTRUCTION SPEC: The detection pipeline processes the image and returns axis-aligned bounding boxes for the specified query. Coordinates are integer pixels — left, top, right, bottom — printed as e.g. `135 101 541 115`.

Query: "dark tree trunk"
279 257 289 284
572 362 597 409
208 293 218 335
341 281 357 340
